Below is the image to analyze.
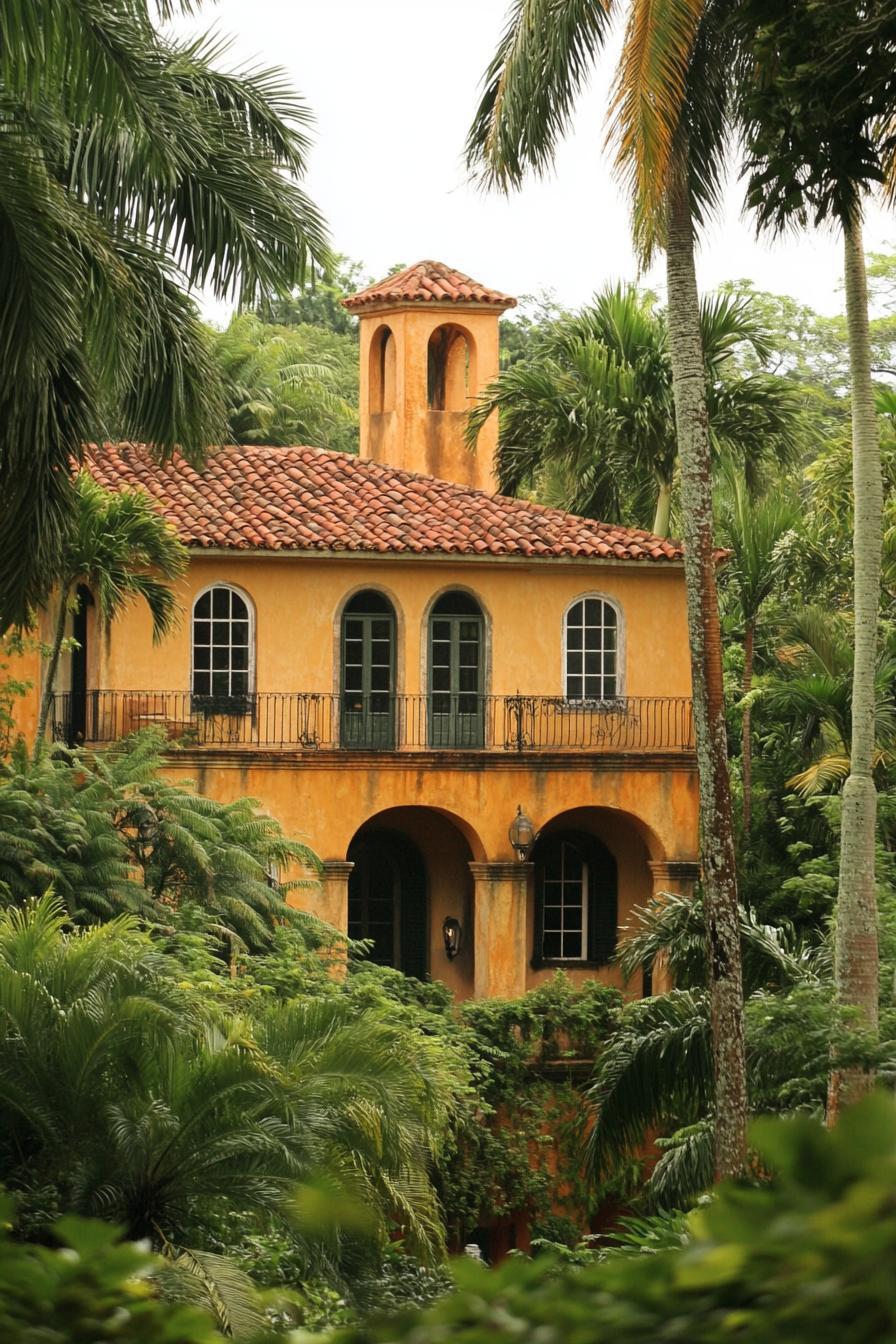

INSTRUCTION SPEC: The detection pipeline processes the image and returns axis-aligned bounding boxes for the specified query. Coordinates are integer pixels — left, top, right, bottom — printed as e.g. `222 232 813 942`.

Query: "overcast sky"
177 0 894 324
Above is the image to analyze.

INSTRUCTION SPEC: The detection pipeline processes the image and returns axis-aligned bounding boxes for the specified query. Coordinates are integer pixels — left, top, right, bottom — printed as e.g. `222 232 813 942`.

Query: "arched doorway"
428 590 484 747
347 829 427 978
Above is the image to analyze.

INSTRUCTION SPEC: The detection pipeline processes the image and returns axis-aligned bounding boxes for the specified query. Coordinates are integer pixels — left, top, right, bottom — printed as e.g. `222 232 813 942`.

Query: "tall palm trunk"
828 214 882 1123
35 590 70 752
742 620 755 838
664 149 747 1180
653 474 673 537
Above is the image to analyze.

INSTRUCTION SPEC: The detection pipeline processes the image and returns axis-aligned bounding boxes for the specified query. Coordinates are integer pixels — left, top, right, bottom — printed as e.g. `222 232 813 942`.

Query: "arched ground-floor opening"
526 805 670 998
345 806 476 999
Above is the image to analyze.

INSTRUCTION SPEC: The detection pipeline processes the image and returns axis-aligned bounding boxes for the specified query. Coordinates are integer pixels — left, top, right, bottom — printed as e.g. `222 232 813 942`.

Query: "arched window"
341 590 396 748
427 324 472 410
533 832 617 965
428 590 484 747
191 585 253 705
564 596 620 701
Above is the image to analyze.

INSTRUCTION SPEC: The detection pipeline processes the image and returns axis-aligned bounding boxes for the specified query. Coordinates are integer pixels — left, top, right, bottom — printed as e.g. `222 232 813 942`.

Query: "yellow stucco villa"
29 260 699 1003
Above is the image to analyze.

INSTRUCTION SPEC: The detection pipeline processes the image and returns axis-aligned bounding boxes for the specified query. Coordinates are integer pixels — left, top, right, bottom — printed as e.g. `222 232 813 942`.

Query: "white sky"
179 0 894 324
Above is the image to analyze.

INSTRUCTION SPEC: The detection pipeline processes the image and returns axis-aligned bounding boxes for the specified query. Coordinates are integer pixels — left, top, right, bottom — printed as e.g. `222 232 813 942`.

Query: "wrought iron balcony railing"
51 691 694 754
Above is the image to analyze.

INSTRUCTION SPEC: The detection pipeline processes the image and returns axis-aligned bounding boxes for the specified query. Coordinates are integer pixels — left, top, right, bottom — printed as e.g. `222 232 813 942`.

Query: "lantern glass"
442 916 462 959
509 805 536 861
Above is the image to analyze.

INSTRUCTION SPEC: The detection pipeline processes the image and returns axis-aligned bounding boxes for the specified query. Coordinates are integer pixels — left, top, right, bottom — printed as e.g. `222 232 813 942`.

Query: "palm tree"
588 890 834 1208
0 896 454 1289
466 0 749 1178
0 727 321 947
736 0 896 1116
764 608 896 798
0 1 329 629
35 475 188 749
212 313 358 451
717 475 801 834
467 284 803 536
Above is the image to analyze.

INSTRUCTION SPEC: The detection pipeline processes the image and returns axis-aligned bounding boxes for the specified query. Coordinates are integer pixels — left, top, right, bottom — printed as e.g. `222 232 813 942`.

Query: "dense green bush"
0 1197 222 1344
332 1096 896 1344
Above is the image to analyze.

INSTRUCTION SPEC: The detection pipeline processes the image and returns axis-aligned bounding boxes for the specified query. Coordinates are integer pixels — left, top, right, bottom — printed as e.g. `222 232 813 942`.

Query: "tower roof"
343 260 516 312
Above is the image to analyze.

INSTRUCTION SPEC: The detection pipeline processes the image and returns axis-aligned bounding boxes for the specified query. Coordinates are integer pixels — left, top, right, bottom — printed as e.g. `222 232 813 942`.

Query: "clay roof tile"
343 260 517 311
82 443 685 565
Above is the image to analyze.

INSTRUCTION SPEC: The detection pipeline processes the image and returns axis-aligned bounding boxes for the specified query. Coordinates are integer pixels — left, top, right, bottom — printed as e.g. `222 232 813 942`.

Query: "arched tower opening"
344 260 516 492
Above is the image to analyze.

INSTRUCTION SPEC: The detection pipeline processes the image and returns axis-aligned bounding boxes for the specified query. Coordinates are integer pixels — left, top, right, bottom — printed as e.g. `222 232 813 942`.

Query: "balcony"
51 691 694 754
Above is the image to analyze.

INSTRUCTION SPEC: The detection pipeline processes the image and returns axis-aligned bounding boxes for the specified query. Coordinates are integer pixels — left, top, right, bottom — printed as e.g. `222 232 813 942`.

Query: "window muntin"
564 597 618 701
540 839 588 961
192 586 252 700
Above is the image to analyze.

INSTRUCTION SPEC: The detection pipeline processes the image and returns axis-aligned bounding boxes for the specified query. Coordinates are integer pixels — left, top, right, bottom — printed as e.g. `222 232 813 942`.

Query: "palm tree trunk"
828 213 882 1123
664 149 747 1181
653 476 673 537
742 620 754 838
35 591 70 752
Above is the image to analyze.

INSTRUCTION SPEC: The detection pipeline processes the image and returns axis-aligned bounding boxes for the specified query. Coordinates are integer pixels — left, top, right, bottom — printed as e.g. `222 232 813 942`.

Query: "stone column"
317 860 354 931
468 861 533 1000
647 859 701 994
311 860 354 978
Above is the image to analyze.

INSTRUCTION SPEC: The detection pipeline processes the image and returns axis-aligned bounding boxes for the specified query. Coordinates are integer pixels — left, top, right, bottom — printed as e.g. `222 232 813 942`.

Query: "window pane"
567 676 583 699
371 619 391 640
567 652 582 674
231 646 248 671
542 932 562 960
584 598 600 626
231 620 249 646
211 671 229 696
564 932 583 959
212 588 230 617
432 620 450 642
231 594 249 621
212 646 230 670
193 620 210 646
566 625 582 650
211 621 231 647
563 845 583 879
193 670 211 695
231 671 249 696
568 601 584 625
459 621 480 641
585 651 600 675
193 647 210 671
195 592 211 619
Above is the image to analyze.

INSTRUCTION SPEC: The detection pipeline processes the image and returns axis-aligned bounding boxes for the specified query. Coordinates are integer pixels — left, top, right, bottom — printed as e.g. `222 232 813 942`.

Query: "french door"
341 607 395 749
429 608 484 747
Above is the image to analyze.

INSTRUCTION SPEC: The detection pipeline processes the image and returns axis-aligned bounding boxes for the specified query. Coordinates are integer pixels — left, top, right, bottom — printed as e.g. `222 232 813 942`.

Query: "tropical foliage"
0 0 329 628
466 284 803 535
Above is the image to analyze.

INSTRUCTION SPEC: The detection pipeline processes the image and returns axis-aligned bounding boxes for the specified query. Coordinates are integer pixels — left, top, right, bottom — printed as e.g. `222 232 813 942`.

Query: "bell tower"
343 260 516 493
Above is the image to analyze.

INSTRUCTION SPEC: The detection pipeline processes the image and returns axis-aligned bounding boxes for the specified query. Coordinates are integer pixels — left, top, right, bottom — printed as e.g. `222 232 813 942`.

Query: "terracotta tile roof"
84 443 683 563
343 260 517 311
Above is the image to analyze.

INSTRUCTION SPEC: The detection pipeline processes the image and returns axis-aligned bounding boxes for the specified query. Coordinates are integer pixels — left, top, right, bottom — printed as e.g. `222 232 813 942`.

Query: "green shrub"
330 1095 896 1343
0 1197 221 1343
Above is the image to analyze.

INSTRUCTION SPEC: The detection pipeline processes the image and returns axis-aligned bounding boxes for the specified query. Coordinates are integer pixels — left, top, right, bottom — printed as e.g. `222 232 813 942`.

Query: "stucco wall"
91 552 692 703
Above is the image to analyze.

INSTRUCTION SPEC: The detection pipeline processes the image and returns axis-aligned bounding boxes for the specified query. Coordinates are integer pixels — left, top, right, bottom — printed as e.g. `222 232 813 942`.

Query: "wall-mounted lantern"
509 805 537 862
442 916 463 960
